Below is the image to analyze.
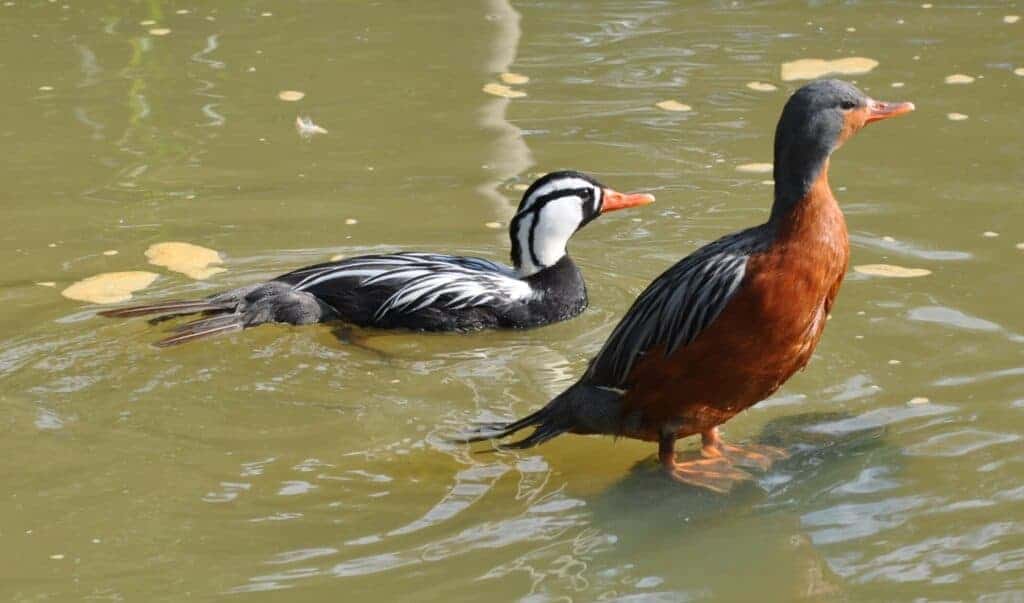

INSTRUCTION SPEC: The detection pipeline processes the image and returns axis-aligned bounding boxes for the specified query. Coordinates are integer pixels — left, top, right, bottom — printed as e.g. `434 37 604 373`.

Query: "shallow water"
2 1 1023 600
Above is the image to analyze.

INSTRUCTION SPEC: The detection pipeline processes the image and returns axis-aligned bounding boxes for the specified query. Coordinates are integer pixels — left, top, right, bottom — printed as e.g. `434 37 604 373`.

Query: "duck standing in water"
100 171 654 346
461 80 914 493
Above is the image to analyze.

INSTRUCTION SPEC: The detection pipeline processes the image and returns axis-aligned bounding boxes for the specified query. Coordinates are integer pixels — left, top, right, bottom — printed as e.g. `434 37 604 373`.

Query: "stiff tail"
97 299 232 319
453 398 572 450
154 314 245 347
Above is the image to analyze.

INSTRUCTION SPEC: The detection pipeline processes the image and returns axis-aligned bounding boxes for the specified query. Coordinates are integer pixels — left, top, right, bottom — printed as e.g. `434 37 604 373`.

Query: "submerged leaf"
655 100 692 112
500 72 529 85
482 83 526 99
854 264 932 278
146 242 225 280
62 271 159 304
278 90 305 102
944 74 974 84
781 57 878 81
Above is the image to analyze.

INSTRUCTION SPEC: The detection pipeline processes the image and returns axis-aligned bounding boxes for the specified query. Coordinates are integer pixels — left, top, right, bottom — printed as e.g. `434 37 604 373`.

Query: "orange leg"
658 433 752 494
700 427 789 471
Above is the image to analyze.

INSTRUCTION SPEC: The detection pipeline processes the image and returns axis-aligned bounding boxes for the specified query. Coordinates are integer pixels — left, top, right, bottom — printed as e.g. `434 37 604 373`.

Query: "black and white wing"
278 253 533 319
585 227 766 388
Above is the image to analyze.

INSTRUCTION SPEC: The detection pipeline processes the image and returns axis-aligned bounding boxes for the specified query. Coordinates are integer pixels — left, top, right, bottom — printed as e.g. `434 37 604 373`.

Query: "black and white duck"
100 171 654 346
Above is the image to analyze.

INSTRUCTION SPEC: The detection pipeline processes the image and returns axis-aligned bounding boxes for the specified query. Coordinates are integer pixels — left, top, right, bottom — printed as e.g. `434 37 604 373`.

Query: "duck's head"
509 171 655 277
773 79 914 212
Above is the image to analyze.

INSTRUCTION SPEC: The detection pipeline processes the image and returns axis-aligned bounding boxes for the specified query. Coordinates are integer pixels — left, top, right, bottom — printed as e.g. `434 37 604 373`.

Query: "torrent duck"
100 171 654 346
460 80 914 493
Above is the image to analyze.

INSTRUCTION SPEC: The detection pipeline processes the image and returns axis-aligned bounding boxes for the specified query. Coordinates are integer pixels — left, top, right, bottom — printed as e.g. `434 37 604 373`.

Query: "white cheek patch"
532 198 583 268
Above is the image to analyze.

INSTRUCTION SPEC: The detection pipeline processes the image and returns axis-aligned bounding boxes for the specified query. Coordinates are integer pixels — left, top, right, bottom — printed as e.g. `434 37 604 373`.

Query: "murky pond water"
3 1 1023 600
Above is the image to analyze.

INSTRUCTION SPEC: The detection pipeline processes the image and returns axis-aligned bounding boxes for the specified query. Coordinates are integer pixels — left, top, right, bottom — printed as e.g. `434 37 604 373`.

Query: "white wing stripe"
291 253 533 319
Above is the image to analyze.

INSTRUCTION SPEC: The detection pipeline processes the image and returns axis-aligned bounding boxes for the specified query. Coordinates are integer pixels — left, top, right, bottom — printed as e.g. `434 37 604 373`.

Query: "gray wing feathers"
586 230 760 387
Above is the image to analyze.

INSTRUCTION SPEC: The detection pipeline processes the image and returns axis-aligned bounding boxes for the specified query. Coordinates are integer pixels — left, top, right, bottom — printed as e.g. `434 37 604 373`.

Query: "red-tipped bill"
601 189 655 213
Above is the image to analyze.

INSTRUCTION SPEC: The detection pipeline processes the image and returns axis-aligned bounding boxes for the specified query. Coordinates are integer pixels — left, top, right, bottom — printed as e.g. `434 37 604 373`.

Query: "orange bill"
601 188 656 213
865 99 915 124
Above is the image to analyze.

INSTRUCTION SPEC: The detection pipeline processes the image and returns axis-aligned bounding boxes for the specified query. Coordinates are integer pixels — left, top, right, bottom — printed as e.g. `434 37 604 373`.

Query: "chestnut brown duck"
460 79 914 493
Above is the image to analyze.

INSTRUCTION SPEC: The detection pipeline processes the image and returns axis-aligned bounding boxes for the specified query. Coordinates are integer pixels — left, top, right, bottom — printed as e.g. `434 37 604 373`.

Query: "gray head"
772 79 914 214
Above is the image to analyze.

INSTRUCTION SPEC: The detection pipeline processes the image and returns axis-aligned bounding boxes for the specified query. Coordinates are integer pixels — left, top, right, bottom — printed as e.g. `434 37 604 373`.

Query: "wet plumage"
99 171 653 346
461 80 915 492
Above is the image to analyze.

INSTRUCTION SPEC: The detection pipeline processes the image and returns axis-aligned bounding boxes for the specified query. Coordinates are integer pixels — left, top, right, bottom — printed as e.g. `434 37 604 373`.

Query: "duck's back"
616 189 849 440
274 252 579 331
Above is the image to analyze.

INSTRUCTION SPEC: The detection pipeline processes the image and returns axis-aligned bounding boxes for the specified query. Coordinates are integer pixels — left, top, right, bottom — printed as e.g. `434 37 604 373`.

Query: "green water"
2 1 1023 600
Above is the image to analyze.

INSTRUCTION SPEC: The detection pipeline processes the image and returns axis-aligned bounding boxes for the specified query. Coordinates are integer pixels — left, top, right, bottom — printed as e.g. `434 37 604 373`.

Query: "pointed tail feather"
98 300 231 319
452 400 572 450
453 384 623 451
154 314 244 347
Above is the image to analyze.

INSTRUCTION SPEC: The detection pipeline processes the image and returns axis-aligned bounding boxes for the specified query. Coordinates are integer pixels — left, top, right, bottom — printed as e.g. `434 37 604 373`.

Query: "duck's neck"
769 135 833 223
522 254 587 312
511 222 571 278
769 157 848 250
513 245 567 278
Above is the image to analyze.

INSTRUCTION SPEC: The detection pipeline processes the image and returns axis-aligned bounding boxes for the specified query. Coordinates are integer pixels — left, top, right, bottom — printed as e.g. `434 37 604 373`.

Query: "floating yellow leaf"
330 254 346 262
983 231 999 238
145 242 225 280
482 83 526 99
139 19 156 26
485 222 502 229
148 28 171 36
655 100 692 112
854 264 932 278
921 3 933 7
947 112 969 121
891 82 905 88
1015 68 1024 76
62 271 159 304
344 218 358 225
944 74 974 84
746 81 777 92
500 72 529 85
1004 15 1020 24
781 57 878 81
736 163 773 173
102 250 118 256
36 281 56 287
907 397 930 405
278 90 305 102
1016 242 1024 250
509 183 529 192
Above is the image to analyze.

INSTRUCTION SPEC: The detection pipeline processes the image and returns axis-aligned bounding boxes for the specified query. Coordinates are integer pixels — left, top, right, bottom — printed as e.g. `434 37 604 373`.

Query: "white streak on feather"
290 253 531 319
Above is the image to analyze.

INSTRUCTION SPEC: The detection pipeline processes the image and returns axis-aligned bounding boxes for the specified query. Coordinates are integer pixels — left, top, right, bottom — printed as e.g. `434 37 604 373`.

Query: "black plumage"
99 171 653 346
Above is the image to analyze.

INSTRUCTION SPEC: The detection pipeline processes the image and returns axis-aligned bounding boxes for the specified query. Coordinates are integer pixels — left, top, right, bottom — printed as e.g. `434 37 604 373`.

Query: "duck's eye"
840 100 857 110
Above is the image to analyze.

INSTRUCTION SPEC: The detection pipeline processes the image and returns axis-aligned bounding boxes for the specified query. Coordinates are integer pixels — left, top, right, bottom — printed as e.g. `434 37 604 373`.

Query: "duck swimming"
100 171 654 346
460 80 914 493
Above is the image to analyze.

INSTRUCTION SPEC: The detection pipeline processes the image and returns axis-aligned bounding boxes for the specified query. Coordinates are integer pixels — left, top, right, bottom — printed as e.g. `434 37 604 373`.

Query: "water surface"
2 1 1023 600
